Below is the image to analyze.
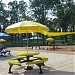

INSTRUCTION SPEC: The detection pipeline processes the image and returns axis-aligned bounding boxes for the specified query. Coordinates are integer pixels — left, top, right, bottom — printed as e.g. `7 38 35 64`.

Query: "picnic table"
16 51 39 61
16 51 40 70
8 51 48 74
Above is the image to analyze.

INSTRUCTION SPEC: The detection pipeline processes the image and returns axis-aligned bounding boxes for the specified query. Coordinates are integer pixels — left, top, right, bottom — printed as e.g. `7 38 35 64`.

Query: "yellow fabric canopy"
5 21 49 34
46 38 54 41
0 39 6 42
42 31 75 36
5 21 49 51
17 51 39 56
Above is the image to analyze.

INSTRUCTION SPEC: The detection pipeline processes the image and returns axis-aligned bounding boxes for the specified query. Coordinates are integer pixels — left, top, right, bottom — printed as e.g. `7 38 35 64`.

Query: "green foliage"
0 1 9 30
0 0 75 46
53 0 75 31
8 0 28 25
29 0 50 25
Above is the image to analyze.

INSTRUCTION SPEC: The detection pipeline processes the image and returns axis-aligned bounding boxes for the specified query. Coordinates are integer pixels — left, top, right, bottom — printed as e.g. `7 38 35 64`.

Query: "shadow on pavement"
0 55 15 61
20 69 75 75
15 66 75 75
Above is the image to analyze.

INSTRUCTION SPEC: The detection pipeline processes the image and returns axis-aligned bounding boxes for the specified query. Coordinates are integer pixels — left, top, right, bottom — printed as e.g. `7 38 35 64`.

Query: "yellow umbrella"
41 31 75 36
5 21 49 34
46 38 54 41
0 39 6 42
5 21 49 51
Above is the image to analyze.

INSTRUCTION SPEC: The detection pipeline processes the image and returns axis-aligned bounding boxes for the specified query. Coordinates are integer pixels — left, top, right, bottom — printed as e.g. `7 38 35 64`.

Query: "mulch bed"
7 46 75 55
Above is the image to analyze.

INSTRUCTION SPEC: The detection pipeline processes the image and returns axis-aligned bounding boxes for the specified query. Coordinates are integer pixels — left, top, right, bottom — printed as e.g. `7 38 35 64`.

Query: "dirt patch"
7 46 75 55
38 50 75 55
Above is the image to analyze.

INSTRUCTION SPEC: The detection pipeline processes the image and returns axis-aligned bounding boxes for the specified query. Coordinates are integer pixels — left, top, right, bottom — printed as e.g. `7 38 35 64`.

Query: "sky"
2 0 75 19
2 0 29 5
2 0 75 4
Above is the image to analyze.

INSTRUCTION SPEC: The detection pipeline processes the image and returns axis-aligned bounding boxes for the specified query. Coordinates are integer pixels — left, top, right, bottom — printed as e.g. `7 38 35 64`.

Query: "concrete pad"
0 49 75 75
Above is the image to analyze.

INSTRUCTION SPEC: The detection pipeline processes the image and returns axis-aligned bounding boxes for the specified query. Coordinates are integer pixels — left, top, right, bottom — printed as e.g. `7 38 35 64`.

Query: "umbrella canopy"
46 38 54 41
0 32 10 38
5 21 49 34
5 21 49 51
0 39 6 42
42 31 75 36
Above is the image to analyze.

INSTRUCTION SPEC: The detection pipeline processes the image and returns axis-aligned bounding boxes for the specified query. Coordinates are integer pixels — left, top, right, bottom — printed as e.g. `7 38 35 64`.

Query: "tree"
52 0 75 41
8 0 28 23
29 0 75 43
0 0 9 31
8 1 19 24
53 0 75 32
29 0 61 45
7 0 28 44
18 0 27 21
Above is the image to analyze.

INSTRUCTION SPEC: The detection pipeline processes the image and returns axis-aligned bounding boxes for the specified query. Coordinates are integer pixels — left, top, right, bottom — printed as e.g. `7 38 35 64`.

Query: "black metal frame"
8 56 46 74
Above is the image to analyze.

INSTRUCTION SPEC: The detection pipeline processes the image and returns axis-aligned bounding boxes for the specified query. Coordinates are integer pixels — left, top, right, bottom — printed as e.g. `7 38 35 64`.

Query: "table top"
16 51 40 56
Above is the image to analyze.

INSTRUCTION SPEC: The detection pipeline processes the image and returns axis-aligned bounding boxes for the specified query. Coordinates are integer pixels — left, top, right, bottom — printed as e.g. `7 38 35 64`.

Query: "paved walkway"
0 50 75 75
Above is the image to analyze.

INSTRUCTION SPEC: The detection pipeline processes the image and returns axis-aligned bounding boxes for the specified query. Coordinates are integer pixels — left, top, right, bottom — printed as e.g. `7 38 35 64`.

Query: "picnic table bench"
8 56 48 74
26 56 48 74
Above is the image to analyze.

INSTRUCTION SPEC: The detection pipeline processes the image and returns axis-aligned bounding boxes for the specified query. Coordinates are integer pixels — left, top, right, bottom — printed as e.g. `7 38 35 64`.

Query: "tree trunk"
42 34 45 46
62 27 68 42
72 26 75 40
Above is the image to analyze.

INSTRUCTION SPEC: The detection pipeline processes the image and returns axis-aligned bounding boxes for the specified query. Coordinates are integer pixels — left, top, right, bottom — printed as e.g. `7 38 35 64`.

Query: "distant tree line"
0 0 75 46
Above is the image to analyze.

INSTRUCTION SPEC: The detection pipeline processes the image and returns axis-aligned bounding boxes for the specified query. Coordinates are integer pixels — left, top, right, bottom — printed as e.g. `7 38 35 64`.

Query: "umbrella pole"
26 32 28 52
